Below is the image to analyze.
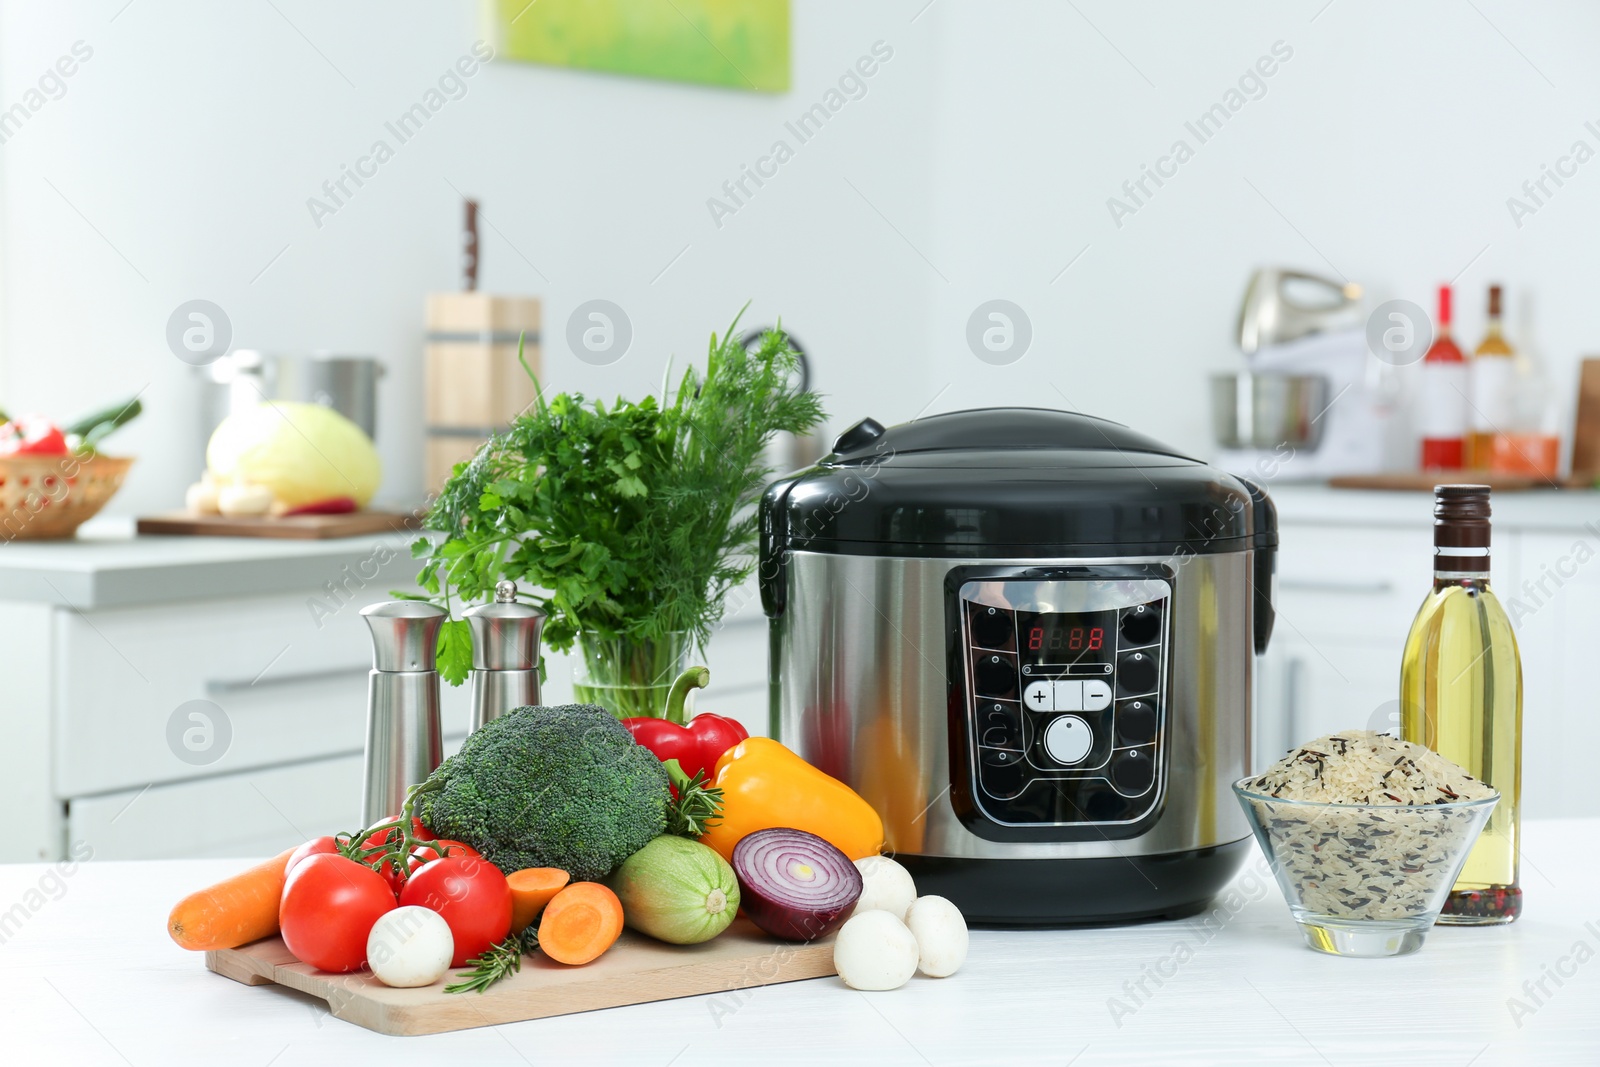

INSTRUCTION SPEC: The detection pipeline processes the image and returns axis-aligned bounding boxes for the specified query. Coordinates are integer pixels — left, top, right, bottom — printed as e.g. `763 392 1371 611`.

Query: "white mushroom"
852 855 917 921
833 909 920 991
185 480 221 515
905 895 968 978
366 906 454 988
217 482 274 517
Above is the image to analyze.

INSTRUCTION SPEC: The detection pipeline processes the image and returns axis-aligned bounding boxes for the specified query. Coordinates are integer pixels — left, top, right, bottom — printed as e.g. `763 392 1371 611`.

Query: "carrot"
508 867 570 934
167 847 295 951
536 882 624 965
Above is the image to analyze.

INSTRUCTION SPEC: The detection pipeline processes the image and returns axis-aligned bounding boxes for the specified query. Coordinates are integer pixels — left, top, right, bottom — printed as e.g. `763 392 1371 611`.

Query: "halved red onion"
731 828 864 941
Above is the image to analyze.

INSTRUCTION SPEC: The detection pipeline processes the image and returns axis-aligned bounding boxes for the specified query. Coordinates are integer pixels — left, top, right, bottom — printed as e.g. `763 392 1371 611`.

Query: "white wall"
0 0 940 512
3 0 1599 515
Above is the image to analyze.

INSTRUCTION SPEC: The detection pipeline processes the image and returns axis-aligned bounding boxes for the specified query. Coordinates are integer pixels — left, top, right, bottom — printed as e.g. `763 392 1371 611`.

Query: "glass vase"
572 631 693 719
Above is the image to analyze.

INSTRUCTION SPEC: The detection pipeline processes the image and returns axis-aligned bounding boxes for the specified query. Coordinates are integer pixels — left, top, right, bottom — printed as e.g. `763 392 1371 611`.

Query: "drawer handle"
1279 578 1393 595
206 665 369 694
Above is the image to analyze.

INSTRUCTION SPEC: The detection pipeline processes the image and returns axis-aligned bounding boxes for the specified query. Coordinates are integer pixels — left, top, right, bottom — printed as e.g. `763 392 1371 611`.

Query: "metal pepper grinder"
464 580 545 732
359 601 446 825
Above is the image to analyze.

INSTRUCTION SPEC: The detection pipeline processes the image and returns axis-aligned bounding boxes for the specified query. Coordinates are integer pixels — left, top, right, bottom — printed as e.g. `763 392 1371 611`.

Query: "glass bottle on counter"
1418 285 1467 471
1400 485 1522 924
1467 284 1515 469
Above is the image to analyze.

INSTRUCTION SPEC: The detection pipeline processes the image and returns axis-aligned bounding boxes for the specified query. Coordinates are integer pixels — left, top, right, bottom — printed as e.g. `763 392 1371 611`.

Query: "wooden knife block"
424 293 541 490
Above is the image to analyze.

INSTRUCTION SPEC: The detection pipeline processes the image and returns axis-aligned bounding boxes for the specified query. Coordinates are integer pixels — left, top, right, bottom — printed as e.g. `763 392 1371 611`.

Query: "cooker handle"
1237 477 1277 654
759 475 799 618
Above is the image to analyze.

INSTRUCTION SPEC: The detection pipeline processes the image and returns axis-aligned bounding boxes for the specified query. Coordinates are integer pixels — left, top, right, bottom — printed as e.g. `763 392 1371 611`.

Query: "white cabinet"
1256 521 1433 771
4 581 469 862
1263 506 1586 820
1506 531 1600 818
1257 635 1403 771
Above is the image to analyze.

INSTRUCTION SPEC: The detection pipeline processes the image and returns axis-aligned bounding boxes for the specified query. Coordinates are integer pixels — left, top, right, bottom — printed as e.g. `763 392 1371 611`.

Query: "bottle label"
1469 357 1517 432
1418 362 1468 437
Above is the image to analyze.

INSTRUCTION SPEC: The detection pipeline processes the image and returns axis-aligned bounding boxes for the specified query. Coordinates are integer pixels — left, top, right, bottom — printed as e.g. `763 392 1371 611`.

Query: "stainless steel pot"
201 351 385 453
1210 372 1328 450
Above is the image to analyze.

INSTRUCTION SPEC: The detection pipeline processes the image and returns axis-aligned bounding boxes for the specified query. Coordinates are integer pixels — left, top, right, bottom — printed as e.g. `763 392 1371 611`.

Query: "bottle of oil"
1400 484 1522 923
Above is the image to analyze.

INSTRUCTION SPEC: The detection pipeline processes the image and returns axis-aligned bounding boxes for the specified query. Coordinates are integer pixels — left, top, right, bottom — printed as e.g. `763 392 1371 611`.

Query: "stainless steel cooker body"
770 548 1257 862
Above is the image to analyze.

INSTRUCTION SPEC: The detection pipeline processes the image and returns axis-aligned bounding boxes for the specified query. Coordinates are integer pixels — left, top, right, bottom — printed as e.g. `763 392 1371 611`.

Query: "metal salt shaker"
464 580 545 732
359 601 446 825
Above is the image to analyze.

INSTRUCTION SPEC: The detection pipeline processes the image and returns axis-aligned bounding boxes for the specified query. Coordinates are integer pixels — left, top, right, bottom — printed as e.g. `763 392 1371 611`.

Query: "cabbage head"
206 401 381 508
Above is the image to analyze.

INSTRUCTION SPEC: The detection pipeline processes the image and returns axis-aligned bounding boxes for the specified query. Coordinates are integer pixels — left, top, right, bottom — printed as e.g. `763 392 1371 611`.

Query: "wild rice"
1240 731 1495 921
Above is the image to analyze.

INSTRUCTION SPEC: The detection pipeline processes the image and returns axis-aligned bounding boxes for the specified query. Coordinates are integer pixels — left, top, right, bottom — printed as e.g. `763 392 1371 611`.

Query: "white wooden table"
5 820 1597 1065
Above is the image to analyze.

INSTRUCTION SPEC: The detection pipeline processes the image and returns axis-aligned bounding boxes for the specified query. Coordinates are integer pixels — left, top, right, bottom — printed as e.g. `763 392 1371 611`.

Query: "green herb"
663 758 724 838
414 308 823 680
434 618 474 689
445 934 524 995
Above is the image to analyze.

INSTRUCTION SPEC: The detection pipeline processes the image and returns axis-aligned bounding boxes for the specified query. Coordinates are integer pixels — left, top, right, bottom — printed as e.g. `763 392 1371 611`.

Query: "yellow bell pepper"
699 737 885 862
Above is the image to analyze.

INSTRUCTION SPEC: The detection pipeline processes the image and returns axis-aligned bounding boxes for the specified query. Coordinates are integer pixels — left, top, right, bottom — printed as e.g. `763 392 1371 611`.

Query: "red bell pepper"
0 415 67 456
281 496 359 516
623 666 748 784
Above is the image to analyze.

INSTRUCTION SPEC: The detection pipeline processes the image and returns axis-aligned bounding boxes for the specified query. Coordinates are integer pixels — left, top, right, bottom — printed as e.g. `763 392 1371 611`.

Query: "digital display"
1018 610 1115 668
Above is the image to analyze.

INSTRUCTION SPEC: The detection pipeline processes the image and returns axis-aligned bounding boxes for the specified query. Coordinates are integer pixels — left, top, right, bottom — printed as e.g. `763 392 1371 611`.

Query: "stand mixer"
1213 268 1403 481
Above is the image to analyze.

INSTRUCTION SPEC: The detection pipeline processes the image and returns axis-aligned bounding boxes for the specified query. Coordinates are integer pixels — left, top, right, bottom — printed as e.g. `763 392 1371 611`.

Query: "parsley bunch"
413 310 824 685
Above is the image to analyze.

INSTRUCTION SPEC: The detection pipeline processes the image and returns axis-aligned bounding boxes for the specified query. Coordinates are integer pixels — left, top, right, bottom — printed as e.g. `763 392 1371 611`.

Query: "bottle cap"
1437 285 1453 328
463 580 545 670
1433 484 1491 570
361 601 447 672
1487 284 1502 318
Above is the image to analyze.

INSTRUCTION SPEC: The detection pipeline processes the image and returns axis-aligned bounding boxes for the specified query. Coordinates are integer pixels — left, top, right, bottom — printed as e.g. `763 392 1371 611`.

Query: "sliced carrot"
537 882 624 965
167 847 296 951
508 867 570 934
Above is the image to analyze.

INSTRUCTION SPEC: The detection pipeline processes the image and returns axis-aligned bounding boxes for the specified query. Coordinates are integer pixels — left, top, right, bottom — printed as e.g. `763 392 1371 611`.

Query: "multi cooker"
759 407 1277 924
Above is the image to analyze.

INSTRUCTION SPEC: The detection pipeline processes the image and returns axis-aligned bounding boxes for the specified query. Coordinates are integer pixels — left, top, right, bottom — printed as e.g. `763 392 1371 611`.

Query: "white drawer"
1274 523 1438 644
68 752 365 860
55 590 471 796
70 734 472 861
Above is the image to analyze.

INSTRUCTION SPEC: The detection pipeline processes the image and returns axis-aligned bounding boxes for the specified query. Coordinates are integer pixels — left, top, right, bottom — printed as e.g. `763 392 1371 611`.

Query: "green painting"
496 0 790 93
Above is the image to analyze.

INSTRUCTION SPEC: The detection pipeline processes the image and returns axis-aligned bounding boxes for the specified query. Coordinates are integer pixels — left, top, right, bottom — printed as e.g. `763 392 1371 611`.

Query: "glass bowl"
1232 778 1498 958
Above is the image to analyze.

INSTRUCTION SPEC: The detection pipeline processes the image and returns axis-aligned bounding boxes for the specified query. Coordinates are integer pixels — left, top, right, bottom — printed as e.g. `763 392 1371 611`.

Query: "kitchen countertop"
1269 484 1600 531
0 517 424 609
7 820 1594 1065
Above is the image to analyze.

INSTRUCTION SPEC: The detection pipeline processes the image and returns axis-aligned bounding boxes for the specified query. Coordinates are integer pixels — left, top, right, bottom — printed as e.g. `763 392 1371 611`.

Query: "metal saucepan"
1210 372 1329 450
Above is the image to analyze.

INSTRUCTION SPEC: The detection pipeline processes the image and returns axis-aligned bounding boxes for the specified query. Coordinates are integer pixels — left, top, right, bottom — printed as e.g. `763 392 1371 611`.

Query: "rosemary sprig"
445 934 525 995
664 758 724 838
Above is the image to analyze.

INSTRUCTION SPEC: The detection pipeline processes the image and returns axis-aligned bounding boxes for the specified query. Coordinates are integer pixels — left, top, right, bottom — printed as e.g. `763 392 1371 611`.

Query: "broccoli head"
415 702 669 881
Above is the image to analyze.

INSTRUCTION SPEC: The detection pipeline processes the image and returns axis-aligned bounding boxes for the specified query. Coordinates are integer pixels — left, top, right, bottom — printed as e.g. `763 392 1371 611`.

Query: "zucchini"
65 396 142 446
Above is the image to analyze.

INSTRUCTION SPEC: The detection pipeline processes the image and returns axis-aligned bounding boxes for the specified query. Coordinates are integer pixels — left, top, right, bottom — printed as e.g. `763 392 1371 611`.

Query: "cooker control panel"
954 573 1170 837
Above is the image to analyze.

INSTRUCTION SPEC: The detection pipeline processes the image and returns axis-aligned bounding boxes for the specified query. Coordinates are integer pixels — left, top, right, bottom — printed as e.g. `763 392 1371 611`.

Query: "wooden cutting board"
137 510 422 540
1326 472 1545 491
206 921 836 1036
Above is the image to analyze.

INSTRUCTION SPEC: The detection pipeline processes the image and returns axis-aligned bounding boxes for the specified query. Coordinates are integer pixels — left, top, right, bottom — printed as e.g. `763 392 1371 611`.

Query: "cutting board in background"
207 921 836 1036
1570 358 1600 480
136 511 422 540
1326 472 1544 491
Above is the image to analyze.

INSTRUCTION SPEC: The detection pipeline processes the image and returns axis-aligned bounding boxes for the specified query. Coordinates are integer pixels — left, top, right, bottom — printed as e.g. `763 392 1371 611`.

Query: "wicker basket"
0 453 134 541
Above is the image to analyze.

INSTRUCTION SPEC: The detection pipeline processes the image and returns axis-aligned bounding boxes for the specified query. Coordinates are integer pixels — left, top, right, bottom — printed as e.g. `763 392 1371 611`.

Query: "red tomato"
0 416 67 456
359 817 434 853
410 839 480 865
398 855 512 966
279 854 395 973
356 818 439 895
286 836 338 874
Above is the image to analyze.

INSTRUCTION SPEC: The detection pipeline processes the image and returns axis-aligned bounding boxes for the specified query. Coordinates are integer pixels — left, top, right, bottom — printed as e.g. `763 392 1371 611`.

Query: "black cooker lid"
760 407 1277 559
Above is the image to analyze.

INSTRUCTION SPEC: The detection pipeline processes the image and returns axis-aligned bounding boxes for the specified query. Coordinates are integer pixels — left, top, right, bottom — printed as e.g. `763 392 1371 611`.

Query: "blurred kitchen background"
5 0 1600 861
